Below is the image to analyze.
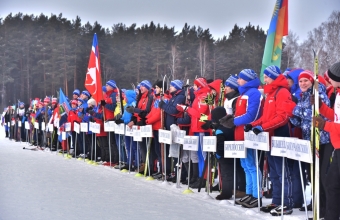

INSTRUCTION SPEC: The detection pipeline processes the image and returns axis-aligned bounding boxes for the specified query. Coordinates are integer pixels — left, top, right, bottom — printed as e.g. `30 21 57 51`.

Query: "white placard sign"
7 122 10 127
89 122 93 132
65 122 71 132
62 131 66 140
183 136 199 151
104 121 115 132
140 125 153 137
133 126 142 142
159 129 172 144
244 131 270 151
175 130 186 144
11 120 15 126
41 122 45 131
34 122 39 129
48 123 54 133
54 118 59 128
73 122 80 134
18 121 22 127
91 123 100 134
80 122 88 132
224 141 247 158
114 123 125 134
25 121 30 130
125 125 134 136
271 137 313 164
202 136 216 152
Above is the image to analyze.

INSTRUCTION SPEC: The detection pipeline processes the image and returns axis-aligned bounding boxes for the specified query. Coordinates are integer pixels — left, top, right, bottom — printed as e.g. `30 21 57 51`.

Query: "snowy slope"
0 129 312 220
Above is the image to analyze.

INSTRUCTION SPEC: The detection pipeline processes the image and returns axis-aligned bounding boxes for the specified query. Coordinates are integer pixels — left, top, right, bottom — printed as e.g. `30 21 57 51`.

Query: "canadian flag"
85 33 103 103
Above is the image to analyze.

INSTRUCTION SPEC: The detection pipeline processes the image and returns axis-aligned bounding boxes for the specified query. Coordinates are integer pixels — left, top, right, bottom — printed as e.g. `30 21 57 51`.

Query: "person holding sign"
177 78 211 188
290 70 331 216
210 107 235 200
248 65 296 216
67 100 81 156
222 69 263 208
313 62 340 220
146 80 170 179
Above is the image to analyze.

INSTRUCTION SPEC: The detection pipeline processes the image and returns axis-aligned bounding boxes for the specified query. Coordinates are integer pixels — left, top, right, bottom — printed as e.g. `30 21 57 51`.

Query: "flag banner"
59 88 71 127
85 33 103 103
260 0 288 83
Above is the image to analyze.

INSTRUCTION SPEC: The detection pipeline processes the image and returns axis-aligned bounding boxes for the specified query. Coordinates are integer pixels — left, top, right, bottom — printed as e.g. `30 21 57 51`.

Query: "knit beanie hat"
140 80 152 90
73 89 80 96
44 97 50 103
328 62 340 82
239 69 257 82
52 98 58 104
263 65 281 80
106 80 117 89
225 75 238 90
71 100 78 106
170 80 183 90
82 90 91 98
87 98 97 107
154 80 167 90
194 77 208 88
211 106 226 124
298 70 314 84
283 68 291 78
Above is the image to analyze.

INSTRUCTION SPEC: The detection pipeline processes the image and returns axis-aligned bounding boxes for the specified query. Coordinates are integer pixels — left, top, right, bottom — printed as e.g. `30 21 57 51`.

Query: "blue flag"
59 88 71 127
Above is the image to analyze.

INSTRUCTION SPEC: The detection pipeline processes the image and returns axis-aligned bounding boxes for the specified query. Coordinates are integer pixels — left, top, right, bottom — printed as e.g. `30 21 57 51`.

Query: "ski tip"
23 147 25 149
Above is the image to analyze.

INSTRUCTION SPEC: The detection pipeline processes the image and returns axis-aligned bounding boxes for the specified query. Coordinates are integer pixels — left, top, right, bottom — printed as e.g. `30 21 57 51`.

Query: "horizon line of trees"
0 11 339 110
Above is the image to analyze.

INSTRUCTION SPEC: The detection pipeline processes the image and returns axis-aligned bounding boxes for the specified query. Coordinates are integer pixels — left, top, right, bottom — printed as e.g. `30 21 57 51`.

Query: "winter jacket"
290 83 330 144
233 78 262 141
319 88 340 149
208 79 223 106
121 90 136 125
187 86 211 133
67 108 81 131
103 89 117 120
132 90 153 126
251 74 296 136
287 69 304 101
146 93 168 130
215 125 235 163
92 105 106 137
160 89 186 130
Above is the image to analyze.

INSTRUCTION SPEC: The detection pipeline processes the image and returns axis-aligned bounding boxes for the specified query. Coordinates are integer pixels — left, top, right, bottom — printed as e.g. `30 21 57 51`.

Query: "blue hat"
239 69 257 82
106 80 117 89
264 65 281 80
140 80 152 90
82 90 91 98
283 68 291 77
170 80 183 90
102 86 107 93
225 75 238 90
73 89 80 96
19 102 25 107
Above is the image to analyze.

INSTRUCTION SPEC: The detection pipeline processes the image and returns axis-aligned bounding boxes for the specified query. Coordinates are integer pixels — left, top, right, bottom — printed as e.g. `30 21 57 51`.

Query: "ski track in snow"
0 130 312 220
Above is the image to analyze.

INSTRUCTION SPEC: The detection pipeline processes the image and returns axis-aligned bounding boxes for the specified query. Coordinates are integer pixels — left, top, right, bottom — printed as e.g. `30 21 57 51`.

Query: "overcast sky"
1 0 339 42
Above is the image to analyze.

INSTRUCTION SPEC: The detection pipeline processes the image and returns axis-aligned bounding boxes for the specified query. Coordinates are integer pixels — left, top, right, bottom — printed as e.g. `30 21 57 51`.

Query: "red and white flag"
84 33 103 103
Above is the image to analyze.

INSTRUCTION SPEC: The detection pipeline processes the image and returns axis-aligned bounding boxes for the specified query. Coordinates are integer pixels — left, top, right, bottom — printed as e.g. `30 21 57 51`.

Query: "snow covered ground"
0 129 313 220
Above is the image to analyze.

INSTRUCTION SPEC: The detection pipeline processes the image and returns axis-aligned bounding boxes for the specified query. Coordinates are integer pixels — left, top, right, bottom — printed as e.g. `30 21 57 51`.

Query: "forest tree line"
0 11 339 110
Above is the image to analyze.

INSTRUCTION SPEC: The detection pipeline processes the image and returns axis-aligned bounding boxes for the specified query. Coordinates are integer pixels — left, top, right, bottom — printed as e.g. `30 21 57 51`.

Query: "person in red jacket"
313 61 340 220
68 100 80 155
177 77 211 188
145 80 169 179
247 65 296 216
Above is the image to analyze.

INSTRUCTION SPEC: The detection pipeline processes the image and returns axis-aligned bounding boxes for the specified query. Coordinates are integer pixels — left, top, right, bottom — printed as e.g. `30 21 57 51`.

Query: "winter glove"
309 95 322 107
176 104 188 112
252 126 263 135
115 119 124 125
88 110 95 116
215 153 221 159
219 115 234 128
313 116 326 130
100 100 106 106
244 124 253 132
126 106 135 114
201 120 213 130
158 100 165 108
114 113 122 121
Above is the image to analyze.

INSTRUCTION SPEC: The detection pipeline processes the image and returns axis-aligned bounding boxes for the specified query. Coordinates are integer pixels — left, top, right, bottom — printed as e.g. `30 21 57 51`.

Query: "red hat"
44 97 50 103
298 70 314 84
52 98 58 104
71 100 78 105
38 101 44 106
194 77 208 88
323 70 330 83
